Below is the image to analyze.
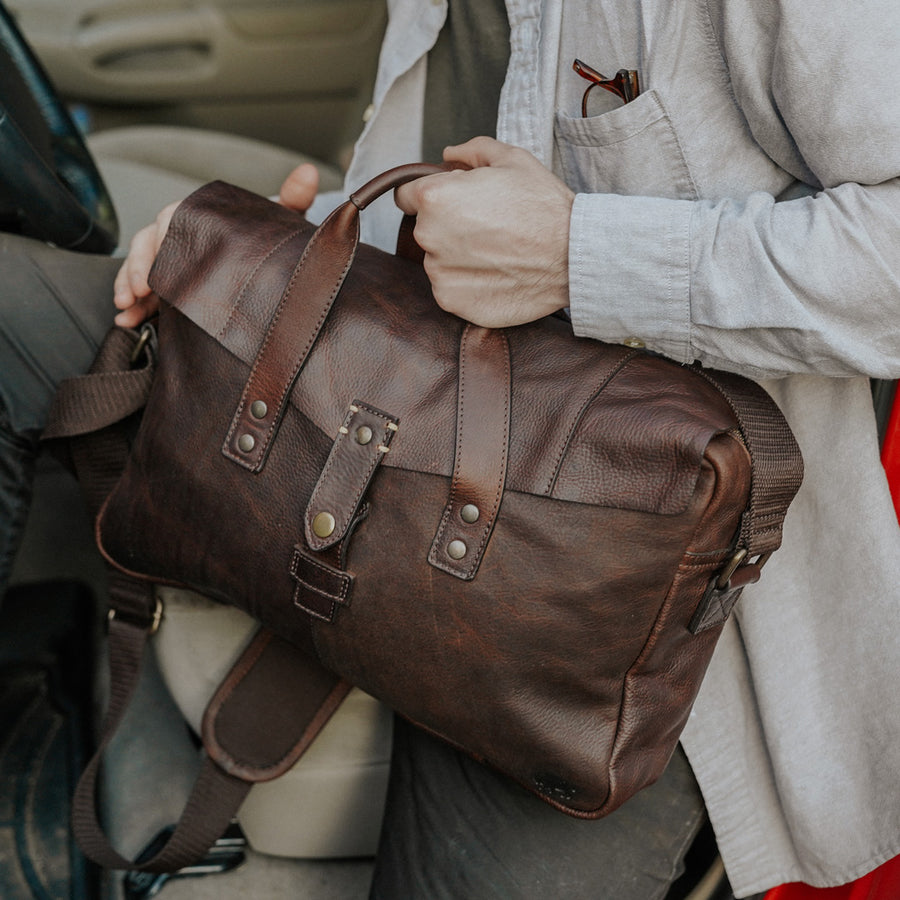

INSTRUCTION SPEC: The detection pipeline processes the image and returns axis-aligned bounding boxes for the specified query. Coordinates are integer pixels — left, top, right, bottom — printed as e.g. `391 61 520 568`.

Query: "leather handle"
223 162 462 473
349 161 458 210
389 162 471 262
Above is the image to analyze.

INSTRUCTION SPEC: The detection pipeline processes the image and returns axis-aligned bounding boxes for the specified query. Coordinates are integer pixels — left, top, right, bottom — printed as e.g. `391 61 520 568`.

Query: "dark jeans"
0 399 39 592
1 233 708 896
0 232 118 593
370 717 706 900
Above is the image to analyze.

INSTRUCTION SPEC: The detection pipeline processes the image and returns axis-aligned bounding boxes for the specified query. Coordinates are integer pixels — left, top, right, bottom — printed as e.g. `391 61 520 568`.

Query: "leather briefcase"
49 164 803 870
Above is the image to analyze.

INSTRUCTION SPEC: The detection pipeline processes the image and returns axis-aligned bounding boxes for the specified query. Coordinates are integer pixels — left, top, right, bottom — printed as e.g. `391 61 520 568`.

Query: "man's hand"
113 162 321 327
394 137 574 328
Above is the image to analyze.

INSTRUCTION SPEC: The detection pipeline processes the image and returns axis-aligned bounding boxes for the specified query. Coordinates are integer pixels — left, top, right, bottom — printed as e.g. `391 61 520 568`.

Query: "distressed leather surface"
97 178 800 817
152 182 737 515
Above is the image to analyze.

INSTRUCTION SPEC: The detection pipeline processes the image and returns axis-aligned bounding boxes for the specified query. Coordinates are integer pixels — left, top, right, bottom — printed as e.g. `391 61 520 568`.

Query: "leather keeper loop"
290 545 354 622
305 400 399 552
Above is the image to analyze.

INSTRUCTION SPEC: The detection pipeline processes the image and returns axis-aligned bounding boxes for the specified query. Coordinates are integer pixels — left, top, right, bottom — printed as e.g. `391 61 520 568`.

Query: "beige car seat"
154 588 391 859
87 124 346 250
89 125 392 859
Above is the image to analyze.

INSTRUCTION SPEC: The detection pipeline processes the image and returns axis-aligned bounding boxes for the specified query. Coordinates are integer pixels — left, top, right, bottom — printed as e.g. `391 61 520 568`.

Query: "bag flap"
148 181 741 516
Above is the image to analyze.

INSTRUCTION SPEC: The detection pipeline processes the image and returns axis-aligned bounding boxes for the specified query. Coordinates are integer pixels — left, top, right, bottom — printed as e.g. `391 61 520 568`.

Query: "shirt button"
362 103 375 123
623 337 646 349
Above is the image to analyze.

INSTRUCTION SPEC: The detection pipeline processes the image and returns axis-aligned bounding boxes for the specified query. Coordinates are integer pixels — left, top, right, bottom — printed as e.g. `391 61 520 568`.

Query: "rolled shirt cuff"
567 191 695 364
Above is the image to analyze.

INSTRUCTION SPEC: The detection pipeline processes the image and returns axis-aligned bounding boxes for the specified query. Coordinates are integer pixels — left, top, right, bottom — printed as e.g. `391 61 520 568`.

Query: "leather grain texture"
96 174 802 818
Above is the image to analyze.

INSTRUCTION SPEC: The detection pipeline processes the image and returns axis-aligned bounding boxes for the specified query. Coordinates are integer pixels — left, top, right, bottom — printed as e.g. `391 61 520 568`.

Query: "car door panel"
7 0 386 166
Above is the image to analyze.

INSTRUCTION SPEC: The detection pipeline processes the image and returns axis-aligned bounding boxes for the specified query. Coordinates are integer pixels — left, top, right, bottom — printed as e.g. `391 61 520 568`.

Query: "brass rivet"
250 400 268 419
313 511 336 539
623 336 646 349
356 425 373 445
460 504 480 524
237 433 255 453
447 539 467 560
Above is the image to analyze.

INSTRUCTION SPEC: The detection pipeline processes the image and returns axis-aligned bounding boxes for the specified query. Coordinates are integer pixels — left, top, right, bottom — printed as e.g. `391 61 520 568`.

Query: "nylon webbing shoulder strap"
44 325 347 873
687 365 804 633
695 365 804 560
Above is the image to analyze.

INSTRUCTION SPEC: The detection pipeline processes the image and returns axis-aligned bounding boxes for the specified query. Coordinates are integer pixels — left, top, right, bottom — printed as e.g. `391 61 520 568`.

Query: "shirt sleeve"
567 0 900 381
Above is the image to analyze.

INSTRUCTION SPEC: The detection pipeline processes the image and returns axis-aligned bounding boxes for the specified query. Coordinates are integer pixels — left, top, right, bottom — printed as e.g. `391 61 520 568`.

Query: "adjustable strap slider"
689 549 771 634
108 595 164 635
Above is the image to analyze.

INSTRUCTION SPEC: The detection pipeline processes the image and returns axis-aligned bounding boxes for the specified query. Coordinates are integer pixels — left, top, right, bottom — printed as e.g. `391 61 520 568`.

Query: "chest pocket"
554 89 698 200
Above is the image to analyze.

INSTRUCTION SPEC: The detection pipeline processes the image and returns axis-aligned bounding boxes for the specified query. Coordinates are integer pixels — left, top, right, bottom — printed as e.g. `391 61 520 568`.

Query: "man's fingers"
279 163 320 212
443 135 515 168
395 136 537 216
393 178 422 216
113 231 153 309
394 168 458 217
113 244 160 325
114 295 159 328
112 200 179 325
391 138 573 328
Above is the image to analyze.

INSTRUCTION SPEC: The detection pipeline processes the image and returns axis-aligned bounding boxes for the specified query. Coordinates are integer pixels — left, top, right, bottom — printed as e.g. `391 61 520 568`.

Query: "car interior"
0 1 798 898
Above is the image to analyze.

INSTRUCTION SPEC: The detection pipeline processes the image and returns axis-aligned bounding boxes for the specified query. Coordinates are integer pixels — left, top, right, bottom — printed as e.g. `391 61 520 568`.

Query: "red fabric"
763 853 900 899
881 388 900 519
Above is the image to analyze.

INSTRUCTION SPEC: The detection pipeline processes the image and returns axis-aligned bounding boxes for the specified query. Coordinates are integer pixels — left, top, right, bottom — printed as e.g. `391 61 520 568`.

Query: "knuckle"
416 173 452 208
504 144 530 165
412 221 434 252
431 288 451 313
127 227 148 253
128 268 147 293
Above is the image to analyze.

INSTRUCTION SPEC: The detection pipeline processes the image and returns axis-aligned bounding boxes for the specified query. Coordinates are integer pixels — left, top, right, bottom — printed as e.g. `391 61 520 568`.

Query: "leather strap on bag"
71 612 349 873
72 606 251 872
46 326 243 872
428 324 511 579
223 163 458 475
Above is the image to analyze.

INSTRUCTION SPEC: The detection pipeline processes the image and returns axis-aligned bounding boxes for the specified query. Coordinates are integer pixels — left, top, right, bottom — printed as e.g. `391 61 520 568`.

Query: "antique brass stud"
447 539 467 560
250 400 268 419
237 433 255 453
313 511 336 539
460 504 480 524
356 425 374 445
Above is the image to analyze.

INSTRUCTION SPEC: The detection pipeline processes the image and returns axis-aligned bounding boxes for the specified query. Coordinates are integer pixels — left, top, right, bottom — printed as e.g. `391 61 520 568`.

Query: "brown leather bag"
48 165 803 871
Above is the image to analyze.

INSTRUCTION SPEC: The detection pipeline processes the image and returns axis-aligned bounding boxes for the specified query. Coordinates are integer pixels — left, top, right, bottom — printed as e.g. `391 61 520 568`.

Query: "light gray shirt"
309 0 900 894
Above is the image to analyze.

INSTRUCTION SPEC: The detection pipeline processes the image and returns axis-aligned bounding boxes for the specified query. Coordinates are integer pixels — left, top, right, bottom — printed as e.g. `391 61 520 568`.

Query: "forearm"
568 178 900 381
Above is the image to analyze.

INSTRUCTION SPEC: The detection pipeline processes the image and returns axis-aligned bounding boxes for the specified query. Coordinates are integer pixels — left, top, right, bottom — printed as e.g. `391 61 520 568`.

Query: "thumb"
278 163 320 212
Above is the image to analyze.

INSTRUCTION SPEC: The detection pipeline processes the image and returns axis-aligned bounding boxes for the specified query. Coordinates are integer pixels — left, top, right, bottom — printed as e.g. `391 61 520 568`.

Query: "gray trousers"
370 717 706 899
0 233 119 590
0 231 708 898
